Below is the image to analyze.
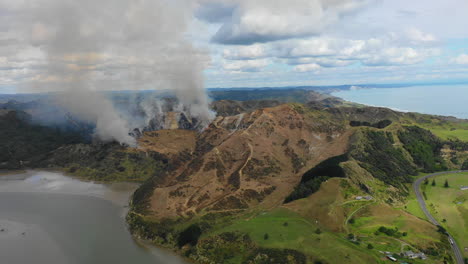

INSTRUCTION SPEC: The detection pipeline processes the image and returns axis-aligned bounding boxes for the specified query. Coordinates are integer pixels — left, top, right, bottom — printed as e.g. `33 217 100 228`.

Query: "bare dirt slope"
147 104 351 218
138 130 197 156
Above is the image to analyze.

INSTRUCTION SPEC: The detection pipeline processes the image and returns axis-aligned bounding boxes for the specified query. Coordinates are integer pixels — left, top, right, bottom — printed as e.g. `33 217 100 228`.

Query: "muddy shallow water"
0 171 187 264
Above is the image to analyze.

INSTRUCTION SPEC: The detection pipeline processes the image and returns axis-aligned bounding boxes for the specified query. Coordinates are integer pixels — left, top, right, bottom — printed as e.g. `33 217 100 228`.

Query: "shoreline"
331 85 468 120
0 170 189 264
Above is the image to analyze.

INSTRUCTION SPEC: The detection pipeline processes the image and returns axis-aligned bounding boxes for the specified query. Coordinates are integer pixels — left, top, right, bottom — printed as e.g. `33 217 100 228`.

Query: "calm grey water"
0 171 187 264
332 84 468 119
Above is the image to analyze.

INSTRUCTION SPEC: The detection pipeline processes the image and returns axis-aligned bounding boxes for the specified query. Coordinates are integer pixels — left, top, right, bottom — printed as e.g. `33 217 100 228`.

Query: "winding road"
413 170 467 264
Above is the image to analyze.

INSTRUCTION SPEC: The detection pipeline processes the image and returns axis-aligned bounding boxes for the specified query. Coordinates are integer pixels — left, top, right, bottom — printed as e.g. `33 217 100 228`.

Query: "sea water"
0 171 187 264
333 84 468 119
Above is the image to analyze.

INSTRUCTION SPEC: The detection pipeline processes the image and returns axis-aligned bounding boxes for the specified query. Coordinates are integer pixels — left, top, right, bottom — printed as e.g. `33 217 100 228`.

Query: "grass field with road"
423 172 468 258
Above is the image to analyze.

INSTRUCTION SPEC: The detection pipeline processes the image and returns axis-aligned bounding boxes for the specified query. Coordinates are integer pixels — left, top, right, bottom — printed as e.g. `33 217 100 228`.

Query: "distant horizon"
2 81 468 95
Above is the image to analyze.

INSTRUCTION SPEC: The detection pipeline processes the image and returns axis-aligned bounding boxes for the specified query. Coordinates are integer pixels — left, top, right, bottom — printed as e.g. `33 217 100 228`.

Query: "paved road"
413 170 467 264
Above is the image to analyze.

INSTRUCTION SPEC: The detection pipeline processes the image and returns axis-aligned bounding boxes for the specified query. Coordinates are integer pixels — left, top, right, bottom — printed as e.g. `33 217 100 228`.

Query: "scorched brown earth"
147 104 351 218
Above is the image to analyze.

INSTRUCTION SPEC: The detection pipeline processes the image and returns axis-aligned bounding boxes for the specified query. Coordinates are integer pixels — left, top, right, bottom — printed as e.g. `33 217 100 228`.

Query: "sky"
1 0 468 93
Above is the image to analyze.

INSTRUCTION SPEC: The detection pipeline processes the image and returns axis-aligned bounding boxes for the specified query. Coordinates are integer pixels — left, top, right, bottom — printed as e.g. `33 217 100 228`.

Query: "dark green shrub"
178 224 202 248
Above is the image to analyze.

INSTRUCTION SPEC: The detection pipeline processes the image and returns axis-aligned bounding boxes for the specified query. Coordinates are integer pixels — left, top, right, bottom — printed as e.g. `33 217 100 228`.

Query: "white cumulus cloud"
452 54 468 65
294 63 321 72
223 58 270 72
199 0 375 45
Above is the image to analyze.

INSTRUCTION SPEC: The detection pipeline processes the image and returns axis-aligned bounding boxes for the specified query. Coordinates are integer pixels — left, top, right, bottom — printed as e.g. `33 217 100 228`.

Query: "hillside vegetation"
2 98 467 263
127 103 467 264
0 110 83 170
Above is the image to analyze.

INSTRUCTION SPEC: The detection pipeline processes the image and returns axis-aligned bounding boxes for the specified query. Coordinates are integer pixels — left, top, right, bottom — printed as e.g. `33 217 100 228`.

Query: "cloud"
273 32 440 67
218 28 440 82
294 63 321 72
285 57 353 67
274 38 341 58
361 47 437 66
195 1 235 23
202 0 374 45
223 44 267 60
0 0 217 145
452 54 468 65
405 28 437 44
223 58 270 72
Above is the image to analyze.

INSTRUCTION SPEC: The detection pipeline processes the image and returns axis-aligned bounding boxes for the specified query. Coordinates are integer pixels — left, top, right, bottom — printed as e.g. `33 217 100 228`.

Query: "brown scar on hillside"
137 129 197 156
147 104 352 219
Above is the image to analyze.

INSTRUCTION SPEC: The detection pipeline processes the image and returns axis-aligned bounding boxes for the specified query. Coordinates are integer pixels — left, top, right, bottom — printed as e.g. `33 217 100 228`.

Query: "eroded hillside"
3 98 466 263
127 103 466 264
146 104 350 218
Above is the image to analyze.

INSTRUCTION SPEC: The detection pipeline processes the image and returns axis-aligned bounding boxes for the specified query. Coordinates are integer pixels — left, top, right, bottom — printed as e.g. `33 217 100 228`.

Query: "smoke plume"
21 0 214 145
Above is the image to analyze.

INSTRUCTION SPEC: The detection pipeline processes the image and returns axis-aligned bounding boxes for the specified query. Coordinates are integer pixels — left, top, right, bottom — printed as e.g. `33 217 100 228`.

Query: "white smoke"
14 0 215 145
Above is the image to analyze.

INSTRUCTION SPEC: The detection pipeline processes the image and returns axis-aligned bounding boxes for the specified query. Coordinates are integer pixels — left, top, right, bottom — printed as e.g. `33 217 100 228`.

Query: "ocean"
332 84 468 119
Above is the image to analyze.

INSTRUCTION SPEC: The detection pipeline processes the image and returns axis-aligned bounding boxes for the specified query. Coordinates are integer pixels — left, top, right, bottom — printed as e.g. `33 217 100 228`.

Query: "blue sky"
1 0 468 93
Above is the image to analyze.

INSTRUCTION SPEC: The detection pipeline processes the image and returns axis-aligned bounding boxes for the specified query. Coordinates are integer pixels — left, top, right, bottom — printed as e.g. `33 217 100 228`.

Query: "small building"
402 251 417 259
460 186 468 191
386 255 397 262
402 250 427 260
364 195 373 200
416 253 427 260
355 196 363 200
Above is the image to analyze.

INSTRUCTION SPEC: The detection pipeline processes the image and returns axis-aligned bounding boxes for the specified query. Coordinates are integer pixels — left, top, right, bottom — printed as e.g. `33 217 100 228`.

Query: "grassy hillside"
127 103 468 264
128 177 453 264
424 173 468 258
42 143 168 182
4 100 467 263
401 113 468 141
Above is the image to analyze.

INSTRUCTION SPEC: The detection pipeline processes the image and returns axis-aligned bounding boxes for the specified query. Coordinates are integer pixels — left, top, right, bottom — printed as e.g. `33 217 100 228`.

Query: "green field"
209 204 448 264
347 202 445 264
415 120 468 141
213 208 384 263
403 184 428 221
424 172 468 258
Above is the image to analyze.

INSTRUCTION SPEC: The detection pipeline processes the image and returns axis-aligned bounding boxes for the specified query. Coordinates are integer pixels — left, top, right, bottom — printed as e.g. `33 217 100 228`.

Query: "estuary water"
332 84 468 119
0 171 187 264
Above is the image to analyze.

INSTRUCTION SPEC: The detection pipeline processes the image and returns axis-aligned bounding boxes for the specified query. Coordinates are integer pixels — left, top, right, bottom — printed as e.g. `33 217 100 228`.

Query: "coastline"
331 84 468 120
0 170 189 264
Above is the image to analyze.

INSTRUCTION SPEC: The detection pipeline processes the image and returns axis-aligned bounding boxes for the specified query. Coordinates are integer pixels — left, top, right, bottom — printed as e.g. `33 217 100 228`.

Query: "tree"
347 233 355 240
444 179 449 188
424 178 429 185
367 243 374 249
264 233 269 240
177 224 202 248
348 218 355 224
315 228 322 234
432 179 436 186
